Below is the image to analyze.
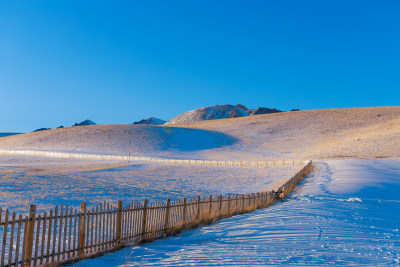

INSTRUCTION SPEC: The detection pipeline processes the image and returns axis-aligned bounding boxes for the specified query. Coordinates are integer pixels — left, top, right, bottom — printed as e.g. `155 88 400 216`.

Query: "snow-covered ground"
0 155 300 214
2 107 400 161
2 107 400 265
76 159 400 266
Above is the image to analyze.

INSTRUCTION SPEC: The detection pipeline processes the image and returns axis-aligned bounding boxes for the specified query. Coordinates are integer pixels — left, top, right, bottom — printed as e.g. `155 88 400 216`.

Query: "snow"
2 107 400 161
0 125 238 160
2 106 400 265
76 159 400 266
0 154 300 214
166 105 249 124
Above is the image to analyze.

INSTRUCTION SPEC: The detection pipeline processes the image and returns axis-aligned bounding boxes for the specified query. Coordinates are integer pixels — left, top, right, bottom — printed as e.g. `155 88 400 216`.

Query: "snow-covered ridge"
166 104 249 124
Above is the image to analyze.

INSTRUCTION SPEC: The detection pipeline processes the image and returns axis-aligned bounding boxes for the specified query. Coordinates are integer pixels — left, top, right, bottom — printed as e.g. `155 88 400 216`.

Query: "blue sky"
1 1 399 132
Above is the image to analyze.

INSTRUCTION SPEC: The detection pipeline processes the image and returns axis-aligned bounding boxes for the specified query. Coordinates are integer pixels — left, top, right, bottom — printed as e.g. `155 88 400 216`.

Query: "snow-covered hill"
2 107 400 161
0 124 236 158
166 104 249 124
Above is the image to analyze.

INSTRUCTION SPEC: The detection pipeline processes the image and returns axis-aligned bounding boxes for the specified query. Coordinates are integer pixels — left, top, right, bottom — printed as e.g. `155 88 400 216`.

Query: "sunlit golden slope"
1 106 400 160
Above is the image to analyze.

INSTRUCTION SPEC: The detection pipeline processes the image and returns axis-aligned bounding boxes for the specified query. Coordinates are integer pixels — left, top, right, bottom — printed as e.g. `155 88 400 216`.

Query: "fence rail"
0 149 309 167
0 161 313 267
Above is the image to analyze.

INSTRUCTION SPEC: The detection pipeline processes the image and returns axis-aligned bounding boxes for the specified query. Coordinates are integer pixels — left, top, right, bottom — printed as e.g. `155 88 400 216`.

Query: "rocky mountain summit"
73 119 96 126
235 104 283 115
133 117 166 125
166 104 249 124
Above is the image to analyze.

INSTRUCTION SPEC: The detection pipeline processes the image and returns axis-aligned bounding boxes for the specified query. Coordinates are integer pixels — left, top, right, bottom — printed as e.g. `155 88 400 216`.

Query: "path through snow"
76 159 400 266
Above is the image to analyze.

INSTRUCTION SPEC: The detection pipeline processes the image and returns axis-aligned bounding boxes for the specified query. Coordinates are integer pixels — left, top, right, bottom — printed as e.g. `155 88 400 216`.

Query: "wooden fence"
0 161 313 267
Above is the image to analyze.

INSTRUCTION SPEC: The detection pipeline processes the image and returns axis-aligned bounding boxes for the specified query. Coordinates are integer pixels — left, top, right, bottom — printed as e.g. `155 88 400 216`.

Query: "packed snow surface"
166 104 249 125
77 159 400 266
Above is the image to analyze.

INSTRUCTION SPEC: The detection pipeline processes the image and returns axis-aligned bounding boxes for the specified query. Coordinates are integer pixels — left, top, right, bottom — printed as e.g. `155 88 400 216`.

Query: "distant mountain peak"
73 119 96 126
166 104 249 124
236 104 283 116
133 117 166 125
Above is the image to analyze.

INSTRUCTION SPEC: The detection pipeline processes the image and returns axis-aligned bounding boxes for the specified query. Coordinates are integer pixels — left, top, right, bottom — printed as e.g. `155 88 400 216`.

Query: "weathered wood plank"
40 212 47 265
94 206 98 253
67 207 72 259
14 214 22 266
72 209 77 258
1 209 9 267
79 202 86 257
8 212 16 267
62 205 68 260
33 215 41 266
46 209 53 264
21 216 28 266
141 200 148 241
52 206 58 263
57 204 63 262
90 208 94 253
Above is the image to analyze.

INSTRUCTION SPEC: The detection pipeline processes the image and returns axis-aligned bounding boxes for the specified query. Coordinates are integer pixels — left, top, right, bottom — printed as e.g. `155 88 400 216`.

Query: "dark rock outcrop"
73 119 96 126
33 128 51 132
236 104 283 116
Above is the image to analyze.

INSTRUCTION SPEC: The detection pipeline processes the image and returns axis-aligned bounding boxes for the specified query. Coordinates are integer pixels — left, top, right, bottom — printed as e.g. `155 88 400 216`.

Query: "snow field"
76 159 400 266
0 155 302 215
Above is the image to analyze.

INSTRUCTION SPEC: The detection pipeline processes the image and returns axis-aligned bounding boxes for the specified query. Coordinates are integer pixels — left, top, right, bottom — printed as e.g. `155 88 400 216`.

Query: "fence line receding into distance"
0 150 308 167
0 161 313 267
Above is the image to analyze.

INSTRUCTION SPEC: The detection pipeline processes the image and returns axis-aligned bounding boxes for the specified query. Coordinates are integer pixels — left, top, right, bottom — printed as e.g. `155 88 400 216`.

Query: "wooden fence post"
249 193 252 207
263 192 266 207
209 195 212 217
141 199 148 241
196 196 200 220
164 199 170 234
236 194 238 212
182 198 187 225
117 201 122 245
79 202 86 257
24 205 36 267
218 196 222 217
227 195 231 214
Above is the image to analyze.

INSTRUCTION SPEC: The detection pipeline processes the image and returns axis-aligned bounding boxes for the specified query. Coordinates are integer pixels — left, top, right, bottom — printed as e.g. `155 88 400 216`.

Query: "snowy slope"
166 104 249 124
2 107 400 161
76 159 400 266
0 124 237 158
174 106 400 160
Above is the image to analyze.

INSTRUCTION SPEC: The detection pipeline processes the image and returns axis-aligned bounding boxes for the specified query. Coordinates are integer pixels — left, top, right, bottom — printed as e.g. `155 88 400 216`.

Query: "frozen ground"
0 155 300 214
76 159 400 266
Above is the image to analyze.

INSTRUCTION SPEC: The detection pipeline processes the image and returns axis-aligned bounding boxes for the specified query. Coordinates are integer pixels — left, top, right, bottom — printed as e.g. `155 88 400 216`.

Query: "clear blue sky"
1 1 399 132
